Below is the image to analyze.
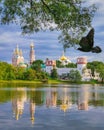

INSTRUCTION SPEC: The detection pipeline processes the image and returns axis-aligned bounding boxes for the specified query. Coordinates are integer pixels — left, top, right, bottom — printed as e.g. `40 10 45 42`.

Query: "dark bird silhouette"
77 28 102 53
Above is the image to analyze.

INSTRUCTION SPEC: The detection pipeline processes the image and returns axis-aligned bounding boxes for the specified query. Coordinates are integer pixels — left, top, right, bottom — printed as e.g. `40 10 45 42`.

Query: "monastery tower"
30 42 35 65
77 57 87 74
12 45 26 67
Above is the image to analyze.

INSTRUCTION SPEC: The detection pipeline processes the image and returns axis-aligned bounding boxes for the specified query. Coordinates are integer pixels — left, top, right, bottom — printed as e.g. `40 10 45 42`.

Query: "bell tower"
30 42 35 65
77 57 87 74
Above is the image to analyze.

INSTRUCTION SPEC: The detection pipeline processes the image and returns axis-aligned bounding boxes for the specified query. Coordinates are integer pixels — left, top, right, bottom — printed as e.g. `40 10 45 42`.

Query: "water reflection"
60 88 72 112
45 88 57 107
29 93 35 124
0 84 104 126
78 86 89 110
12 88 27 120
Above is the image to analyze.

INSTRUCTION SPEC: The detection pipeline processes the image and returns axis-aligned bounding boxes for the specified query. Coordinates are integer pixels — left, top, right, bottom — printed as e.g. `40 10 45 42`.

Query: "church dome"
60 55 67 61
19 62 27 68
60 51 68 61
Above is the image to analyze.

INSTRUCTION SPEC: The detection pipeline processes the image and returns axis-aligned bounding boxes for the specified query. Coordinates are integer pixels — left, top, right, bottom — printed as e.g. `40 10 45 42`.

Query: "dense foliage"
0 0 97 49
0 61 49 80
50 68 58 79
0 62 16 80
1 60 104 82
68 70 82 81
87 61 104 82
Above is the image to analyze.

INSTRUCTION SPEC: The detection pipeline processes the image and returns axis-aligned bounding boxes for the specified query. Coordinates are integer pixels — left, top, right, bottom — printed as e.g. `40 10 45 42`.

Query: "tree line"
0 60 49 81
0 60 104 83
0 60 77 81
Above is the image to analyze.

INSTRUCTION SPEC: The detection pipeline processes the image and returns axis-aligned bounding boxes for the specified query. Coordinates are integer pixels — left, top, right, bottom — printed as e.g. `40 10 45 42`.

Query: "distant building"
30 42 35 65
77 57 92 81
93 71 101 81
12 42 36 67
12 45 27 68
82 68 92 81
44 56 99 81
77 57 87 74
12 43 100 81
45 58 56 74
59 51 71 65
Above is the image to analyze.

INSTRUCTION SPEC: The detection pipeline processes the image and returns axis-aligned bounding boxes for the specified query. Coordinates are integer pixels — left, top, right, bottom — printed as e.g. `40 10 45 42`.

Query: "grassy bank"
0 79 42 84
0 79 103 85
0 79 65 84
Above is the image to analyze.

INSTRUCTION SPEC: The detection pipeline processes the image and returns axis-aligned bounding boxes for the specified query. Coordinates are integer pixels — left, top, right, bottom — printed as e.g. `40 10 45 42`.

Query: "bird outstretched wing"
86 28 94 48
78 28 94 52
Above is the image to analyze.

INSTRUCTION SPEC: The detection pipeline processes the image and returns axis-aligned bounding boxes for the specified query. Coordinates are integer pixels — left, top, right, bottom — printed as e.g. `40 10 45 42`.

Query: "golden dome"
60 51 68 61
60 55 67 61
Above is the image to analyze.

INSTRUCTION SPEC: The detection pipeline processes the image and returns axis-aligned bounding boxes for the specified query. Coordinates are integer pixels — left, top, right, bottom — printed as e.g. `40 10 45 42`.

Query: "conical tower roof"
15 44 19 55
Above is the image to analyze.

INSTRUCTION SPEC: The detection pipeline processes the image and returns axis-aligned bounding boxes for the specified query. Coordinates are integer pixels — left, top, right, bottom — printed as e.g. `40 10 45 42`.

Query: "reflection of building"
46 88 57 107
30 100 35 124
60 97 71 112
60 88 72 112
78 86 89 110
12 88 27 120
12 45 27 68
12 88 36 124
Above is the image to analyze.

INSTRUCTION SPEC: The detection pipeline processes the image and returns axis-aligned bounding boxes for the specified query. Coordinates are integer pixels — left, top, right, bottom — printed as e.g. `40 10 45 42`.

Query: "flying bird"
77 28 102 53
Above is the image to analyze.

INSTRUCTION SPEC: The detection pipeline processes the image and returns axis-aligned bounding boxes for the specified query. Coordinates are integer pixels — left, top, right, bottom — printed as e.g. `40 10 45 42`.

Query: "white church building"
45 57 101 81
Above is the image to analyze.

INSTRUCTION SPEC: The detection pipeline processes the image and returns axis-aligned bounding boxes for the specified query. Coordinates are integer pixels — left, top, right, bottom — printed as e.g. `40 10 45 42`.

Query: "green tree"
68 70 82 81
0 62 5 79
23 68 36 80
66 63 77 68
96 64 104 83
36 71 49 80
0 0 97 48
14 66 25 80
56 60 64 68
50 68 58 79
31 60 44 72
0 62 16 80
87 61 104 76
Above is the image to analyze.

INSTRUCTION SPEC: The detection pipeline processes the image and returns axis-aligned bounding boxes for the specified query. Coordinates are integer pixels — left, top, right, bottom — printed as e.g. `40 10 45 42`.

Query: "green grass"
0 79 103 84
0 79 42 84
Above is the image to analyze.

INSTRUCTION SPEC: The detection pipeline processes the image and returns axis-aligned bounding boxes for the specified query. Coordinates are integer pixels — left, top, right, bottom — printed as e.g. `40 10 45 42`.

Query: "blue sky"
0 0 104 64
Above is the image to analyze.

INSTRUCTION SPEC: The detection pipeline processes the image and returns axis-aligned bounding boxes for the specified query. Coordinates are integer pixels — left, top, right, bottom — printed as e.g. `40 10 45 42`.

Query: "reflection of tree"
11 87 27 120
78 86 89 110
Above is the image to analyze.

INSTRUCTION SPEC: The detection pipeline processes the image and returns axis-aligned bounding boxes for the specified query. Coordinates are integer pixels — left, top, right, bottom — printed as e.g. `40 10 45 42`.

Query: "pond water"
0 83 104 130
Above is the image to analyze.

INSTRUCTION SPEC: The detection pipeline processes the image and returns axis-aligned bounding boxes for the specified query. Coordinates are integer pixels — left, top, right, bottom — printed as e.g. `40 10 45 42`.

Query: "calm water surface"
0 83 104 130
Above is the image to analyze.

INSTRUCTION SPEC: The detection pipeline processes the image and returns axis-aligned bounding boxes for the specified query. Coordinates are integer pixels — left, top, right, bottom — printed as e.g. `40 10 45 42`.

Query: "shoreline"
0 79 103 85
